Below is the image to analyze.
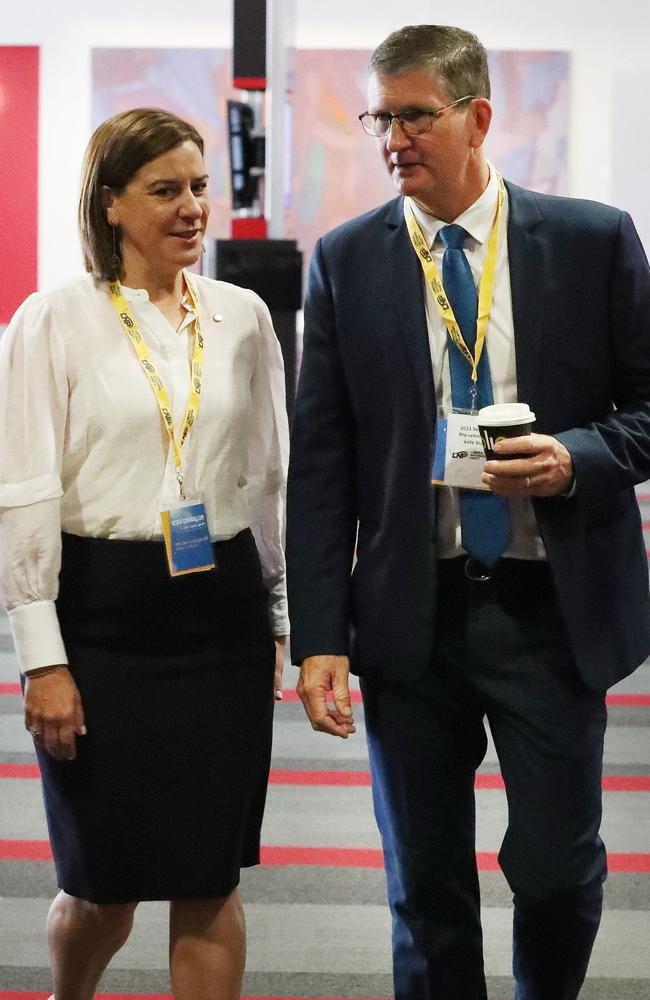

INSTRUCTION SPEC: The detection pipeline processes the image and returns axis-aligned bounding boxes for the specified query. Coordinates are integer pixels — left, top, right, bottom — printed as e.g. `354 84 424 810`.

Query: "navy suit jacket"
286 181 650 690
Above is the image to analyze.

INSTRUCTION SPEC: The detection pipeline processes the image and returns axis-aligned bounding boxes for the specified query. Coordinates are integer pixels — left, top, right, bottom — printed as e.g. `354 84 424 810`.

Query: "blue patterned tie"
439 224 510 567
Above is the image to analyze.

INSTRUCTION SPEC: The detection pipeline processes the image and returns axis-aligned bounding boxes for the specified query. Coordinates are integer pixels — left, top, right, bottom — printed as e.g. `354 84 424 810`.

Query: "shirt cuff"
268 594 290 638
7 600 68 674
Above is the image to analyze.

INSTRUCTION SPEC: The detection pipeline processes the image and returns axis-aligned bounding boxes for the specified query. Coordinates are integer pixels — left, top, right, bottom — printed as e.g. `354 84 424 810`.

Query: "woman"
0 108 289 1000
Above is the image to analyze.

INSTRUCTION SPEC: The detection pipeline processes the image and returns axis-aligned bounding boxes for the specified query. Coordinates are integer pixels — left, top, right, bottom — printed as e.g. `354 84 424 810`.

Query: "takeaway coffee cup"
477 403 536 460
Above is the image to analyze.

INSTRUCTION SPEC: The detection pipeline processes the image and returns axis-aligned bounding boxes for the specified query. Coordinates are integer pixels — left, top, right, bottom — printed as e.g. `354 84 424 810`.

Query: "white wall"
612 70 650 255
4 0 650 291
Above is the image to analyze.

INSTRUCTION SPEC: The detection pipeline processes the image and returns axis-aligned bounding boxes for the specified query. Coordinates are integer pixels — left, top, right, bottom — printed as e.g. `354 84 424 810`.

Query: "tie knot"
438 224 469 250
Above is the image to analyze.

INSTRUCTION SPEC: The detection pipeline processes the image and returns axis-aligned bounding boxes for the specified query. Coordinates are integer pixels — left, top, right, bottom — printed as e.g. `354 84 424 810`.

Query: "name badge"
160 500 216 577
431 412 489 491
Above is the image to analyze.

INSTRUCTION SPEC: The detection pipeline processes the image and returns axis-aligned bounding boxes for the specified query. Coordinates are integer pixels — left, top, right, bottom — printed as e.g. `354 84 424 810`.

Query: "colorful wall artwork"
92 48 237 243
290 49 569 271
92 47 569 281
0 47 39 326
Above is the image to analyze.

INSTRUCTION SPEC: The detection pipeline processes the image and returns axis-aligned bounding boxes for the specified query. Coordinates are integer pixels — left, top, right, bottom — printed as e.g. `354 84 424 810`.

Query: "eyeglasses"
358 96 477 137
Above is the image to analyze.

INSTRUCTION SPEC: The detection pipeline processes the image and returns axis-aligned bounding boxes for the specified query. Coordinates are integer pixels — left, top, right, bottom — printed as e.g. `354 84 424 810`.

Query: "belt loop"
464 558 494 582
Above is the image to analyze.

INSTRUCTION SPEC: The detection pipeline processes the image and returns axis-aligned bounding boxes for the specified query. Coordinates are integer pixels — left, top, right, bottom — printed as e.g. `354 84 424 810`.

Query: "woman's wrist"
23 663 68 679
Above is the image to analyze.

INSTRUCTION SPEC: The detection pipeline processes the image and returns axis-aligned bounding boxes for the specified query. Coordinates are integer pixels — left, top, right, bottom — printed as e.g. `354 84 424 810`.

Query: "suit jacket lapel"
384 198 436 435
505 181 549 410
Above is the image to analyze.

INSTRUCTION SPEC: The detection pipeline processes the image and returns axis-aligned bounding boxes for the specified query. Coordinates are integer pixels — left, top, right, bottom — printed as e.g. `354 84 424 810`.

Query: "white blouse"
0 272 290 673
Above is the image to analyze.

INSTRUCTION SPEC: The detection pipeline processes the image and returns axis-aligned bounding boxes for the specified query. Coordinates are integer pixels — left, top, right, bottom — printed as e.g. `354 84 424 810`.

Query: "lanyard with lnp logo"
403 175 505 392
107 272 204 500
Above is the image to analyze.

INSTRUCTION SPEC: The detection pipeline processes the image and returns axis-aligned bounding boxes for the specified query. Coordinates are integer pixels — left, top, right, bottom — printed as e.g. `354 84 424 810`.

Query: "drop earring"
110 222 121 273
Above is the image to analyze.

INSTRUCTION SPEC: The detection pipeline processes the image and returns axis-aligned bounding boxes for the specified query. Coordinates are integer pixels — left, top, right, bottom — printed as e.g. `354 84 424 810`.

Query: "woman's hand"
23 665 87 761
274 636 287 701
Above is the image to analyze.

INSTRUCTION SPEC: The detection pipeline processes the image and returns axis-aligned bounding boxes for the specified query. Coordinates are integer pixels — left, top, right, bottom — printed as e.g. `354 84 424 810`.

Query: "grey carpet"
1 495 649 998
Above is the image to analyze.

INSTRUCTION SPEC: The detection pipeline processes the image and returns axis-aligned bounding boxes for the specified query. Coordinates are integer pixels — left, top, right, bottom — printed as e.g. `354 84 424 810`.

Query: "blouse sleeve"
0 293 68 673
243 291 290 637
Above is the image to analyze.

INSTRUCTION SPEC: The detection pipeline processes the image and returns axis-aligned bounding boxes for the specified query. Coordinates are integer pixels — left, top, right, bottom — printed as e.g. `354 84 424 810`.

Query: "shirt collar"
118 275 196 315
117 276 196 333
409 163 500 249
120 285 149 303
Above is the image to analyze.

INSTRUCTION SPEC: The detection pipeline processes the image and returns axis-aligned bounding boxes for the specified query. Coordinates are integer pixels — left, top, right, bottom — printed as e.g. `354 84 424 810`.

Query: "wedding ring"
525 475 531 489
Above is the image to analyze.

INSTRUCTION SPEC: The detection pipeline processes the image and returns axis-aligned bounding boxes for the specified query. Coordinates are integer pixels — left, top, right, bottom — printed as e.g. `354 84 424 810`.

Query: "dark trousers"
360 558 608 1000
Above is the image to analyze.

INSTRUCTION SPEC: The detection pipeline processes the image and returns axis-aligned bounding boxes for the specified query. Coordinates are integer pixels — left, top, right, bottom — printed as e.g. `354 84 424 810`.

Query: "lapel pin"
212 312 223 323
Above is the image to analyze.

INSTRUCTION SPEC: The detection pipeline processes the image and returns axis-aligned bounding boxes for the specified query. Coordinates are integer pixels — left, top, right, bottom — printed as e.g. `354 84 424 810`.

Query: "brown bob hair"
78 108 205 280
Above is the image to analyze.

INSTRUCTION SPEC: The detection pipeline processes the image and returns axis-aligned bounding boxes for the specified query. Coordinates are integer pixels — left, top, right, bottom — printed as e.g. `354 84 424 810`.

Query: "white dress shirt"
0 272 289 673
409 165 546 560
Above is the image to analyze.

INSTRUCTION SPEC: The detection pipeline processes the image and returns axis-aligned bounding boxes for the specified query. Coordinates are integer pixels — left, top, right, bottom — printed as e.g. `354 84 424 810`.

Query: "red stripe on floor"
607 693 650 706
278 688 364 704
2 765 649 791
601 775 650 791
475 774 505 789
270 769 371 785
270 848 650 873
3 685 649 706
2 684 650 707
607 853 650 872
280 690 646 706
0 764 40 778
0 995 367 1000
2 840 650 871
268 770 505 789
0 995 174 1000
0 839 52 860
261 845 384 867
262 848 650 872
0 995 391 1000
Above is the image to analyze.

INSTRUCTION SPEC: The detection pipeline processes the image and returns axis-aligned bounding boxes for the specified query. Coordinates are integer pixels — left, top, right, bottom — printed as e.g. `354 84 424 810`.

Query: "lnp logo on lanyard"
403 174 505 402
108 273 215 576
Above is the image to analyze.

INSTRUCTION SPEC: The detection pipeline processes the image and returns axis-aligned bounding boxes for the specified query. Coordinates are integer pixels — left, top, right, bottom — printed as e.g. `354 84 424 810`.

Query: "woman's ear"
101 185 116 223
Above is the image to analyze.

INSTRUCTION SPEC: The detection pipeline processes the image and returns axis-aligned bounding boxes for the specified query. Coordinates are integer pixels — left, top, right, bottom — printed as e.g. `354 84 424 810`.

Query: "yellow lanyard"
403 175 505 385
107 273 204 499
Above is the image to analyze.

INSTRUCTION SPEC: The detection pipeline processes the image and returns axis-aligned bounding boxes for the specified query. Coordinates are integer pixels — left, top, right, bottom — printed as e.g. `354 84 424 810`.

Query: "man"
286 23 650 1000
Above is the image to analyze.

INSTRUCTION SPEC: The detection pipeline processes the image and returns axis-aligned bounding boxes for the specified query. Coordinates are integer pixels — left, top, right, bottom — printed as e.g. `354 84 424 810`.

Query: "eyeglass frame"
358 95 478 137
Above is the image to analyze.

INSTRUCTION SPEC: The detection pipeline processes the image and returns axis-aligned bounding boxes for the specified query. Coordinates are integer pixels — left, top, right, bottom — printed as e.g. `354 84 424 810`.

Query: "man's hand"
297 654 356 738
481 433 574 497
24 665 87 761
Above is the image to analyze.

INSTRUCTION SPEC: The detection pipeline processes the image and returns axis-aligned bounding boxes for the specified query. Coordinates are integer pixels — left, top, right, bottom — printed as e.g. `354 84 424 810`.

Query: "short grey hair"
369 24 491 102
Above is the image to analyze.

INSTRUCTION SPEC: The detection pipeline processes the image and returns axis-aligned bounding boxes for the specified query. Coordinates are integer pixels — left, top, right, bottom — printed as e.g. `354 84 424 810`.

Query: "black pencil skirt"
35 529 276 903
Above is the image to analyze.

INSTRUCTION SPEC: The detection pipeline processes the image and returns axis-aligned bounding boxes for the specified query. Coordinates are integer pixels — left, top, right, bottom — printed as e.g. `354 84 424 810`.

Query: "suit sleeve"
555 211 650 498
286 238 358 664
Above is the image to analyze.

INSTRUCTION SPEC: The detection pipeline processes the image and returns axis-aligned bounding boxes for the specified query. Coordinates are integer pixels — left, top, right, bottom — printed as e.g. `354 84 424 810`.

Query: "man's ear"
468 98 492 149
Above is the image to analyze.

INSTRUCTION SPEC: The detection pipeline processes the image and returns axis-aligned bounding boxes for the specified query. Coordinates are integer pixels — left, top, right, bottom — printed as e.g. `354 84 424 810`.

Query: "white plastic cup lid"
477 402 535 427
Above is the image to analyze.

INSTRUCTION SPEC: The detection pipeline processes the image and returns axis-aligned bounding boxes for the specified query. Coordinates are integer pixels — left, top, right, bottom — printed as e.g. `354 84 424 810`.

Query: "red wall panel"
0 47 39 325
